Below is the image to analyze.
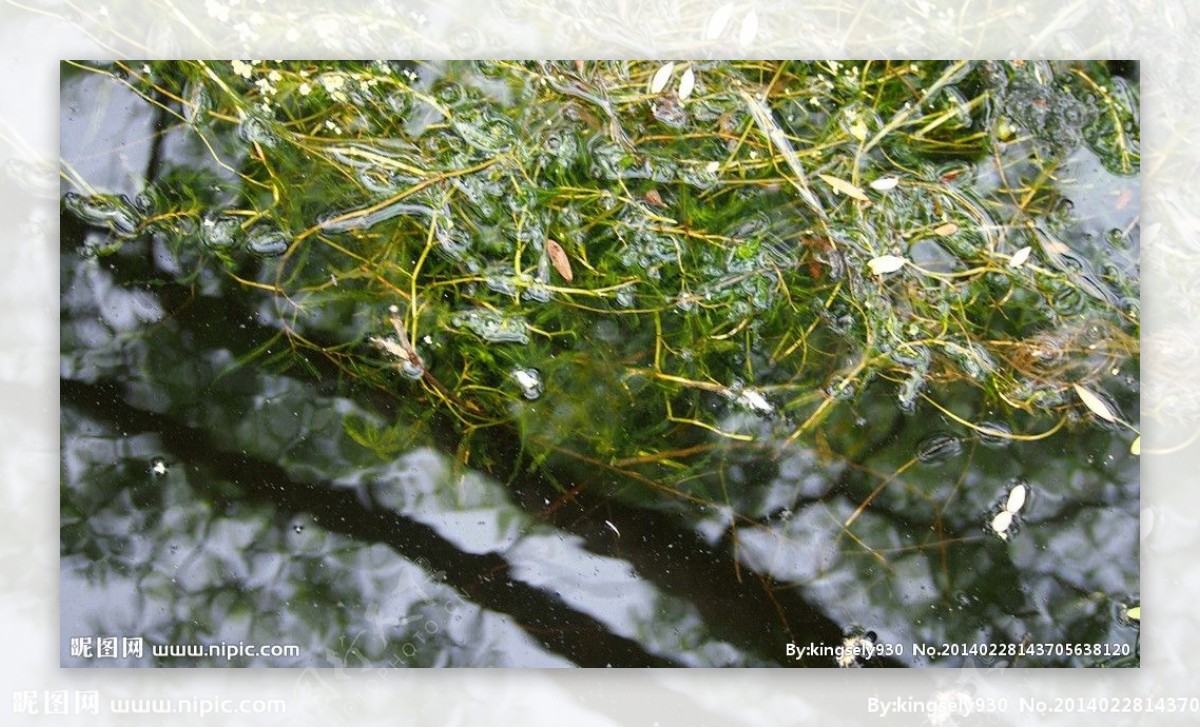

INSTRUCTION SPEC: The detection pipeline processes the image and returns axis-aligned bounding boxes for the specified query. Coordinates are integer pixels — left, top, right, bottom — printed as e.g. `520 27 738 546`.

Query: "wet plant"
61 60 1140 666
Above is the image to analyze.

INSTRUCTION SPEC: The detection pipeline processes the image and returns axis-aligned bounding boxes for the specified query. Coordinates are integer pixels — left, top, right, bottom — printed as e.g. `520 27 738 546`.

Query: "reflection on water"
60 60 1139 667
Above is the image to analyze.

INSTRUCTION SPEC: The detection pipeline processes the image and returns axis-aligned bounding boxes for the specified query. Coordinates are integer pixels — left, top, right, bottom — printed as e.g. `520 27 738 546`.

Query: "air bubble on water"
237 113 278 147
827 378 856 401
977 420 1013 446
451 308 529 344
897 371 925 413
451 109 516 153
319 202 432 233
524 282 551 303
246 225 291 257
149 457 168 477
512 367 543 400
399 359 425 380
64 191 142 238
484 269 519 297
733 388 774 416
201 213 242 249
183 82 211 126
915 432 962 464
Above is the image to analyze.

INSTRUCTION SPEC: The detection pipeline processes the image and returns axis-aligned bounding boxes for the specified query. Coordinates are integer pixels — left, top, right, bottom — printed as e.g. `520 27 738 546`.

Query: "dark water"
60 61 1139 667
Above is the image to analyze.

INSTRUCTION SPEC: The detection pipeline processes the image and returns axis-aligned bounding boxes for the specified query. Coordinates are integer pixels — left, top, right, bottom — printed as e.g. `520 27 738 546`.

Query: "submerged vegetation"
61 60 1140 666
63 60 1139 469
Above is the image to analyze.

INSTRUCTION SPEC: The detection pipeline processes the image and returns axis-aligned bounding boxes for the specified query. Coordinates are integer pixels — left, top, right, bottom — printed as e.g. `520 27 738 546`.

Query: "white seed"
513 368 539 391
739 9 759 46
818 173 869 201
678 66 696 100
1006 483 1027 514
1073 383 1119 423
990 510 1014 539
869 175 900 191
704 2 735 39
650 62 675 94
736 388 774 415
1010 246 1032 268
867 255 907 275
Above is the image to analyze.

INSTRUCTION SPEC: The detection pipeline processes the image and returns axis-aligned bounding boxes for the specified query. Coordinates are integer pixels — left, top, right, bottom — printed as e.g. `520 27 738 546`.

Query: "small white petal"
869 175 899 191
704 3 735 39
1073 383 1119 423
514 369 537 389
650 62 675 94
678 66 695 100
1006 484 1027 514
818 173 869 201
990 510 1013 537
867 255 907 275
1010 246 1032 268
739 9 759 46
737 388 774 415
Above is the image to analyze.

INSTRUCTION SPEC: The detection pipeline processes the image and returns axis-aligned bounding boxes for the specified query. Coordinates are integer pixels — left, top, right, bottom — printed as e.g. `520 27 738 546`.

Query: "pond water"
60 60 1139 667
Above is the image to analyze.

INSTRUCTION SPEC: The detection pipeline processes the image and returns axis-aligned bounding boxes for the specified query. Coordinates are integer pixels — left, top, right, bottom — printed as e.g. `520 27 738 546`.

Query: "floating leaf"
546 239 573 282
869 175 899 191
1130 435 1140 456
649 62 675 94
643 189 666 207
1009 246 1032 268
933 222 959 236
1073 383 1119 423
849 120 868 142
704 3 735 39
739 9 759 46
867 255 907 275
678 66 695 100
1126 605 1140 622
818 173 869 202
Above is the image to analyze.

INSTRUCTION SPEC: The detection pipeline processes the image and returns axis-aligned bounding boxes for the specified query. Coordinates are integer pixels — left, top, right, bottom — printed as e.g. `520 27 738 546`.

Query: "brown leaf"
546 239 573 282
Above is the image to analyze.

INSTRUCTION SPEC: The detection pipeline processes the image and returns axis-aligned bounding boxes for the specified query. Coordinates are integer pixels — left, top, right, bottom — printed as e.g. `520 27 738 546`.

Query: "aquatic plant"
61 60 1140 666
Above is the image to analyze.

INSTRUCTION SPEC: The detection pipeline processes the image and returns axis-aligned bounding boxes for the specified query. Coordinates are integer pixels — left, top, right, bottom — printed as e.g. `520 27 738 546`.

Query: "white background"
1 1 1191 725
